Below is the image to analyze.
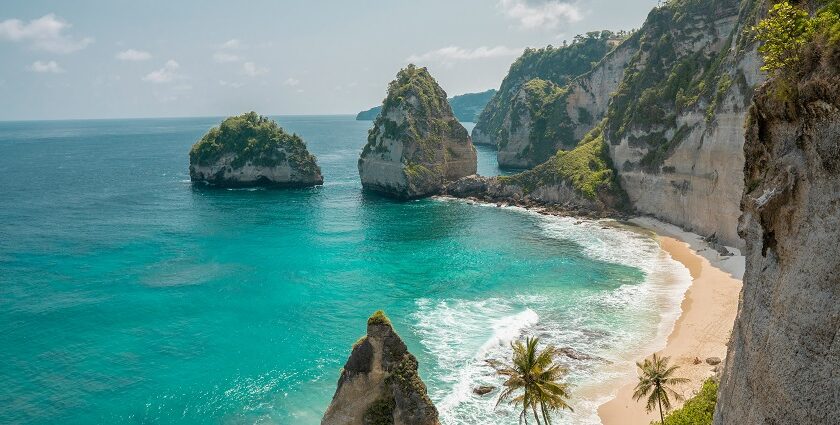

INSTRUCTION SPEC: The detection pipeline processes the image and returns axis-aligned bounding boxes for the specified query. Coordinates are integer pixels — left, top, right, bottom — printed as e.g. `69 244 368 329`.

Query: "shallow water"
0 115 690 424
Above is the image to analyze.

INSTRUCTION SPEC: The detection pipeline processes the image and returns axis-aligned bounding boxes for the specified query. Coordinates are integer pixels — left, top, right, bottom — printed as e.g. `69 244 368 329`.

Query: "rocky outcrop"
445 122 627 216
605 0 765 247
472 32 621 156
322 311 440 425
358 65 476 199
493 37 635 169
715 13 840 423
356 89 496 123
189 112 323 188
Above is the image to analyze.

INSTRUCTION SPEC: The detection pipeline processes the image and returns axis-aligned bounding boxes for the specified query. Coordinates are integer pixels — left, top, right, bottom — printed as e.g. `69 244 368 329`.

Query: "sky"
0 0 658 120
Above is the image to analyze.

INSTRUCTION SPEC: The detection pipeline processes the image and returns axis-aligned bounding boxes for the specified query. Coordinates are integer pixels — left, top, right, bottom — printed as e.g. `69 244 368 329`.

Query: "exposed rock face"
445 122 627 216
472 32 621 160
358 65 476 199
715 26 840 424
189 112 323 188
493 39 635 169
605 0 765 247
322 311 440 425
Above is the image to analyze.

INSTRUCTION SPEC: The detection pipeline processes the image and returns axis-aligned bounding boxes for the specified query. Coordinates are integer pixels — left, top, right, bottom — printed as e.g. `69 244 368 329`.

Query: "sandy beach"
598 217 744 425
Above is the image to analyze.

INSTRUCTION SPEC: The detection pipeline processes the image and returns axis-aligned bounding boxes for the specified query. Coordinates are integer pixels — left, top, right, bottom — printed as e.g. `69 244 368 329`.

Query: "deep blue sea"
0 115 690 424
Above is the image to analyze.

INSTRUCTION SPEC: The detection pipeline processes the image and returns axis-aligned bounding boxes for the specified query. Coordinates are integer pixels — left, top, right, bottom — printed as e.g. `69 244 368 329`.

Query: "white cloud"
219 38 243 49
116 49 151 61
283 77 300 86
407 45 524 64
30 60 64 73
498 0 582 29
142 60 182 83
212 52 240 63
242 61 268 77
219 80 244 88
0 14 93 53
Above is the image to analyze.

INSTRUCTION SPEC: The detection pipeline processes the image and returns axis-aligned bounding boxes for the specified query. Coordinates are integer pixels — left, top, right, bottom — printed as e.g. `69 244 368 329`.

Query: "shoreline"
434 196 744 424
597 217 744 425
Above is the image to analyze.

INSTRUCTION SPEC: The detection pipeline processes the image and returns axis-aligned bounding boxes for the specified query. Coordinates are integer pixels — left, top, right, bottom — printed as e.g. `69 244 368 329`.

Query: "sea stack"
358 65 477 198
322 311 440 425
189 112 323 188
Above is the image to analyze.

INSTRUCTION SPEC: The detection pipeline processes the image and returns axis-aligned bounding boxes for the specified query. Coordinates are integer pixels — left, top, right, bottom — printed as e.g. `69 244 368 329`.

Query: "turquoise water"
0 116 690 424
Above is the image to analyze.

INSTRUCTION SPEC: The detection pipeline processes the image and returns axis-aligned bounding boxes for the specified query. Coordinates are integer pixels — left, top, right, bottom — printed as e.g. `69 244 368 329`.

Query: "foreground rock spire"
322 311 440 425
358 64 477 199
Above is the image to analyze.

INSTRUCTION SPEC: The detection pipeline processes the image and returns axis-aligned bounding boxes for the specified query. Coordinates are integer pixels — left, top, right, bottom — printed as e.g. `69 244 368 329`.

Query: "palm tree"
487 337 573 424
632 353 689 424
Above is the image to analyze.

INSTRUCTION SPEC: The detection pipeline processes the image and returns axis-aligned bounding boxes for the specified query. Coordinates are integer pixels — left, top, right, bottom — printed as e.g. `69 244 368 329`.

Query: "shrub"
754 2 814 76
656 378 718 425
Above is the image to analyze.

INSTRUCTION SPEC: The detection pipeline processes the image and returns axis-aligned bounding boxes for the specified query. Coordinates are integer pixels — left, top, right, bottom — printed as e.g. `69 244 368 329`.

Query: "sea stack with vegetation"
322 311 440 425
356 89 496 123
716 1 840 422
189 112 323 188
358 65 477 199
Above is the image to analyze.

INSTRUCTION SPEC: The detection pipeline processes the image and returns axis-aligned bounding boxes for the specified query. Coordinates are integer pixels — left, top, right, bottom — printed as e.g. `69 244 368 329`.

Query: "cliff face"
189 112 323 188
605 0 765 247
446 121 627 215
492 37 636 169
715 8 840 423
358 65 476 199
322 311 440 425
472 33 619 156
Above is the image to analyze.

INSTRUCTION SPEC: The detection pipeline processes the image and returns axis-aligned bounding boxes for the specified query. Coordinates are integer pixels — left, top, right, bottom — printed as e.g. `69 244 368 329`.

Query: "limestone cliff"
446 121 627 215
189 112 323 188
715 4 840 422
492 36 635 169
605 0 765 247
322 311 440 425
472 32 621 160
358 65 476 199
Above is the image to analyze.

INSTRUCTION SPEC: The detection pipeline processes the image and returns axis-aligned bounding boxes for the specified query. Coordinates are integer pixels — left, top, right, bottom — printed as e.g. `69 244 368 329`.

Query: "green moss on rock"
499 120 625 202
367 310 391 326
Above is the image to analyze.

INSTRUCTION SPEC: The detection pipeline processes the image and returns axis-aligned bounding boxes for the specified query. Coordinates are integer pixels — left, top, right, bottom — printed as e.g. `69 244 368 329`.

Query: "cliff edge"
715 2 840 422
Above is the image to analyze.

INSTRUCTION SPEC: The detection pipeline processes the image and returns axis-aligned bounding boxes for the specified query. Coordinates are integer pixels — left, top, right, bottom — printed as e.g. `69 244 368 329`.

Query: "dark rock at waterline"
473 386 495 396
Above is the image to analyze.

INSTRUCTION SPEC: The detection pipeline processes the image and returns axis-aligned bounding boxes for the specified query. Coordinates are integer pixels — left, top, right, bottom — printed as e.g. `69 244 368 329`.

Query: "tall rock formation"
604 0 765 247
322 311 440 425
358 65 477 199
715 3 840 422
189 112 323 188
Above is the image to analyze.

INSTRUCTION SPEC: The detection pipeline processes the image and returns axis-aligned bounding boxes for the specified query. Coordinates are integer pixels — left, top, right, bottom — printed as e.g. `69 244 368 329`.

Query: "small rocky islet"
189 111 323 188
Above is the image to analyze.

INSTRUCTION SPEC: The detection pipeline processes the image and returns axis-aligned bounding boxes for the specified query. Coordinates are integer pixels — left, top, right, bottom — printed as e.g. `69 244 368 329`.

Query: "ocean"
0 115 691 424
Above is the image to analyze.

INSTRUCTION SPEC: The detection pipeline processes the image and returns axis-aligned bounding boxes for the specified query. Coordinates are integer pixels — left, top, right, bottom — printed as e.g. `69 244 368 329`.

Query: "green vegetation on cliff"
474 31 620 144
607 0 742 137
361 65 469 164
499 120 623 201
356 89 496 122
755 0 840 82
511 78 576 163
189 112 319 174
